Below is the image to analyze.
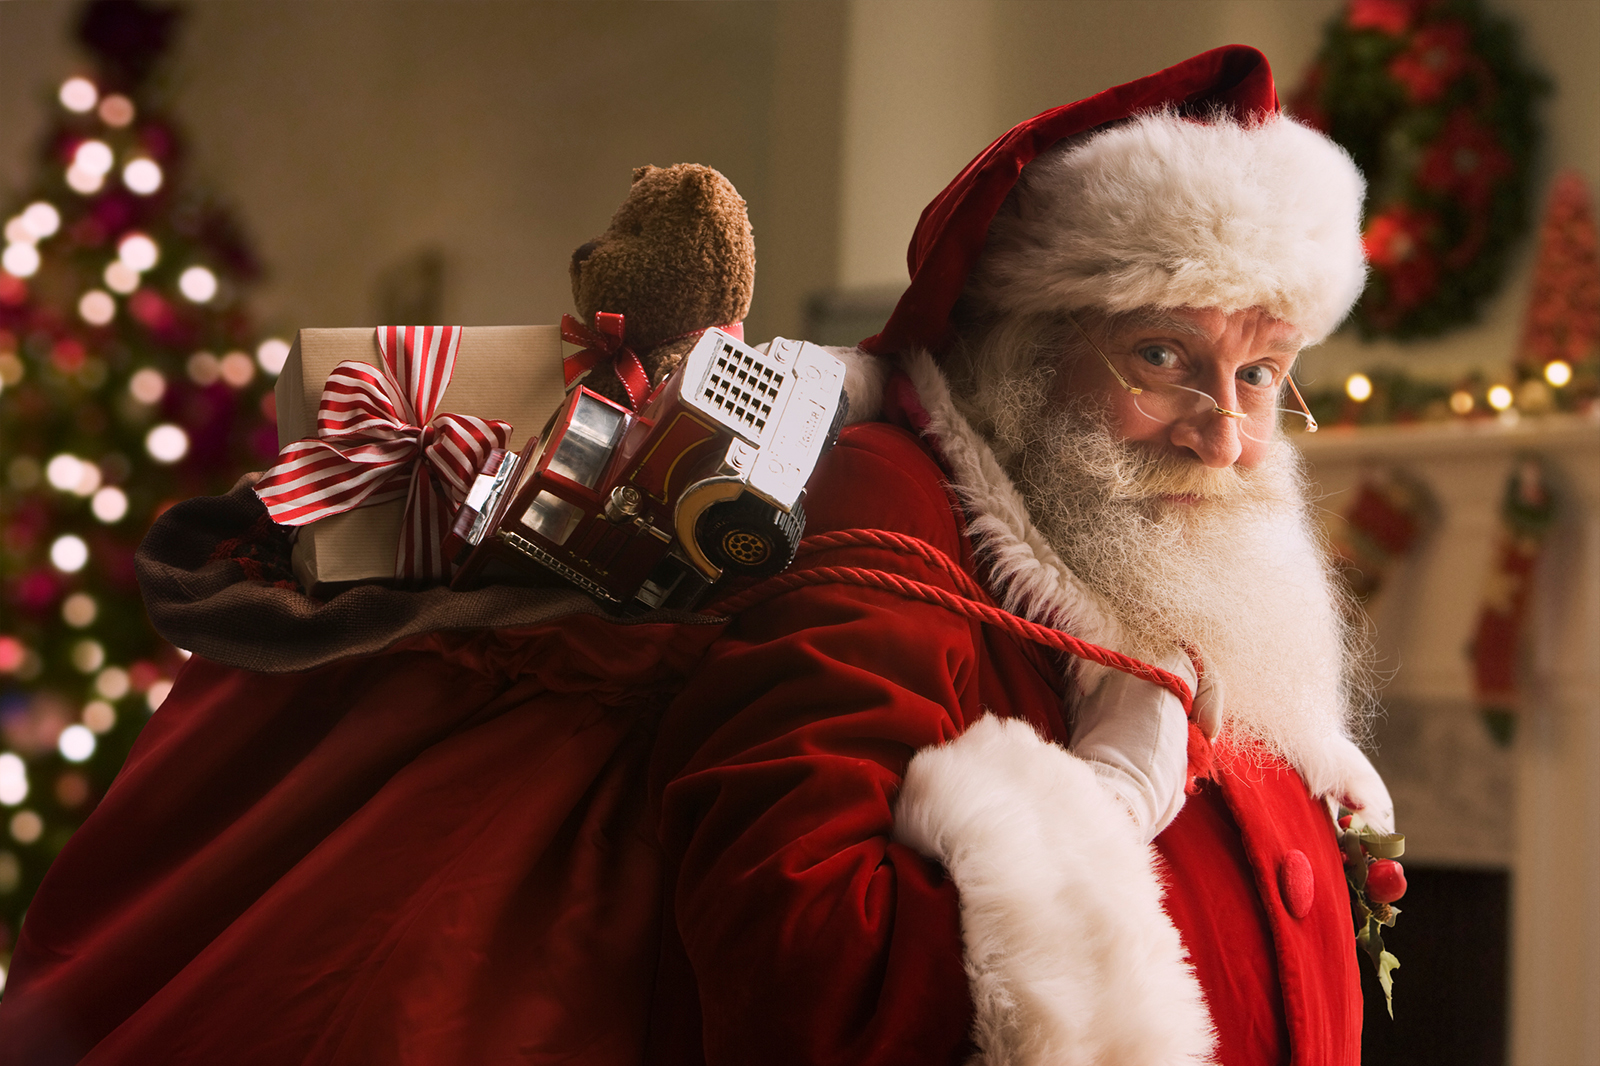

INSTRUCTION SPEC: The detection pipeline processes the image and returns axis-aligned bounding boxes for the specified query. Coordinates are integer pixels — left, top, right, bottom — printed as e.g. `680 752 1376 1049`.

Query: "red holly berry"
1366 858 1407 903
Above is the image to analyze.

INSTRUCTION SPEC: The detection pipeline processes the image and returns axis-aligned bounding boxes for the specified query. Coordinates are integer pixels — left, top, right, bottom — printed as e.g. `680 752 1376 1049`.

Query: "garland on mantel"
1299 365 1596 432
1290 0 1548 341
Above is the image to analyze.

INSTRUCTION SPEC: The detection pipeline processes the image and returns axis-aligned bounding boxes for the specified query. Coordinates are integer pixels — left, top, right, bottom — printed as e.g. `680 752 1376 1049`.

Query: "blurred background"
0 2 1596 1064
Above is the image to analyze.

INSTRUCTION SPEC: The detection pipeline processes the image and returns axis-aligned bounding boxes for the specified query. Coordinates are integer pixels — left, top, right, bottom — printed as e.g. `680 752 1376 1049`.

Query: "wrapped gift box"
274 326 564 592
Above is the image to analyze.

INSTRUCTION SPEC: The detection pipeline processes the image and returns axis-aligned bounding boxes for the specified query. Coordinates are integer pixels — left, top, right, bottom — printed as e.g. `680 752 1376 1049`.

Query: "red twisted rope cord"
792 528 992 603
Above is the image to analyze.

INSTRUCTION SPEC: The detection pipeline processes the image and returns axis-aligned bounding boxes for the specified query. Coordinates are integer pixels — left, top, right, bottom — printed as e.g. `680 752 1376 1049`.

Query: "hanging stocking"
1470 458 1558 745
1329 467 1436 602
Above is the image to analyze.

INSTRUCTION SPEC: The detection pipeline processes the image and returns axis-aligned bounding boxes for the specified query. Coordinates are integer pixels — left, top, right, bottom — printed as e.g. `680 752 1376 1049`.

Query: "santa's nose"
1169 388 1245 468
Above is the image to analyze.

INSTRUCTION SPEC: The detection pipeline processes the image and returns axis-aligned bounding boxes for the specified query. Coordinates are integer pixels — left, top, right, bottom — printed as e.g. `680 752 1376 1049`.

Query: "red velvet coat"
0 373 1368 1065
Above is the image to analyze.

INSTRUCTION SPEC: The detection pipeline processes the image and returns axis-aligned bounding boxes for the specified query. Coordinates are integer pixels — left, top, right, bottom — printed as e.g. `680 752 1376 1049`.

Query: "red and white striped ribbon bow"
255 326 513 582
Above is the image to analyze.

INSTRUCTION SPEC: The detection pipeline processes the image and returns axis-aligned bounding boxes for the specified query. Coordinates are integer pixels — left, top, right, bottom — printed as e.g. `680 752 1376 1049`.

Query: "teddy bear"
567 163 755 408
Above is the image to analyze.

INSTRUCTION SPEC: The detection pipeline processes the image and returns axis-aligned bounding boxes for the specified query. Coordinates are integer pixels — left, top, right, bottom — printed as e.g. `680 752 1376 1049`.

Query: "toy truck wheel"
695 492 805 579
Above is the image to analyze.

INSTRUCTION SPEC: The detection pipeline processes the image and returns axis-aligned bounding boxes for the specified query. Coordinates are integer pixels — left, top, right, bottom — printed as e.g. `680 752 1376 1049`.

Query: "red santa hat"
860 45 1367 356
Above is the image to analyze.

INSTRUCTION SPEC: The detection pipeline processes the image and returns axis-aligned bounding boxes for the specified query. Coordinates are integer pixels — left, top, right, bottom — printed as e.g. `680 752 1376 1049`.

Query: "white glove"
1070 651 1196 844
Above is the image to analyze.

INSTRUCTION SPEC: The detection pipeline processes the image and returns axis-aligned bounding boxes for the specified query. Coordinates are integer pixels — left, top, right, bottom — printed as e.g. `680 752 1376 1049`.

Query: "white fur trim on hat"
968 110 1368 345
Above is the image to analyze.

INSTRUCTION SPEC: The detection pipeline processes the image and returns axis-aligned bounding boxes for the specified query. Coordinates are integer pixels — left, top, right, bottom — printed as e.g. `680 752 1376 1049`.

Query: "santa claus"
642 44 1394 1066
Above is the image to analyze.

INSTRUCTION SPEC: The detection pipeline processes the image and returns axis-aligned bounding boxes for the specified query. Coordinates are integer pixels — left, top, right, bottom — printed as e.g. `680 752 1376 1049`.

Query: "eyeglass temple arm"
1284 374 1318 432
1063 313 1142 395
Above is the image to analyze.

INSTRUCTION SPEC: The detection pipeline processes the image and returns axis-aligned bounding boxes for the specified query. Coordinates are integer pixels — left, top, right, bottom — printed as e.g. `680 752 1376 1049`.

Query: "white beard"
984 379 1370 770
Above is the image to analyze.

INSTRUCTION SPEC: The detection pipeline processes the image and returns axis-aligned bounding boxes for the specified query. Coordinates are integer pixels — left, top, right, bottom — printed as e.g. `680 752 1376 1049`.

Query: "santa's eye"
1135 344 1179 370
1239 364 1277 388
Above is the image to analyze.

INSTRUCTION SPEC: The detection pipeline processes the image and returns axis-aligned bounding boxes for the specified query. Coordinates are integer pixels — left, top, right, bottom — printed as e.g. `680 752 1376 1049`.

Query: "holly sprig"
1339 807 1406 1017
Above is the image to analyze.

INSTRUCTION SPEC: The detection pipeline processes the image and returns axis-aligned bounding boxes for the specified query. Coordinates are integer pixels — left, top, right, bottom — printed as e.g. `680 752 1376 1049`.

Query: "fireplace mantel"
1298 412 1600 1066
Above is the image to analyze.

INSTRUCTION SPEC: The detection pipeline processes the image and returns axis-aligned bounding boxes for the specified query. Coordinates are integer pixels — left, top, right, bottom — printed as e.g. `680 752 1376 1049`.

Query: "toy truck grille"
701 339 785 434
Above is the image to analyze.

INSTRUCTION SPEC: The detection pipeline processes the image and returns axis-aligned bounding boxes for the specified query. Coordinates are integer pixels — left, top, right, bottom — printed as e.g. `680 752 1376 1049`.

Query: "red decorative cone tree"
0 0 283 976
1515 170 1600 406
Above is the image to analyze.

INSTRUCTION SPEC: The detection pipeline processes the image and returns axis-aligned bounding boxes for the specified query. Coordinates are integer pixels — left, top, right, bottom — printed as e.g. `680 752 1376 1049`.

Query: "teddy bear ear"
631 165 660 185
672 166 723 205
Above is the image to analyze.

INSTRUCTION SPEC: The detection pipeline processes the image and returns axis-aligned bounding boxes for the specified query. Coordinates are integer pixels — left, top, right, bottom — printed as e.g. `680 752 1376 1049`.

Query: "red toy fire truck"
449 328 847 611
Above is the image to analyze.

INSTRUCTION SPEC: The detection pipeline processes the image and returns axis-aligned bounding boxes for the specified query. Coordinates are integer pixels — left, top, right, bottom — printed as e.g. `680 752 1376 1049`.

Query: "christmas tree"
0 0 284 987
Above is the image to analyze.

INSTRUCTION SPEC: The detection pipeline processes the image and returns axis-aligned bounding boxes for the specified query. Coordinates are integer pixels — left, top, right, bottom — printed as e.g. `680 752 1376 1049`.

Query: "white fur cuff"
894 715 1214 1066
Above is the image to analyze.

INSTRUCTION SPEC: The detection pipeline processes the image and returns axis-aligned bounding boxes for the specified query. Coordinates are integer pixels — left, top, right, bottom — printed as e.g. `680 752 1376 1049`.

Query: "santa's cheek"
1105 396 1170 445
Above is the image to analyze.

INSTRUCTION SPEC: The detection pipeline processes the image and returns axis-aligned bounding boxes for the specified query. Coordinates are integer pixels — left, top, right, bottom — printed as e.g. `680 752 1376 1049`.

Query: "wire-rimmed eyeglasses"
1063 312 1318 441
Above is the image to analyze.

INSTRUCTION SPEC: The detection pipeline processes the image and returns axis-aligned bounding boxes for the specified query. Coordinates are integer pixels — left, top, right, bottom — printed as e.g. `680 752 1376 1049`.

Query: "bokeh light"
58 725 96 763
98 94 135 127
128 367 165 404
95 666 130 700
220 351 256 388
55 772 91 809
66 165 105 195
1449 390 1475 415
73 140 114 177
256 338 291 376
82 701 117 734
122 158 162 195
118 232 159 272
91 485 129 523
71 639 105 673
50 534 89 573
147 679 174 712
0 755 28 806
1344 373 1373 402
104 260 140 294
186 351 220 386
78 289 116 326
146 423 190 463
46 453 85 492
21 202 60 239
0 637 25 673
1487 385 1514 411
59 77 98 112
1545 360 1573 388
179 265 218 303
10 810 43 845
2 243 41 278
61 592 98 628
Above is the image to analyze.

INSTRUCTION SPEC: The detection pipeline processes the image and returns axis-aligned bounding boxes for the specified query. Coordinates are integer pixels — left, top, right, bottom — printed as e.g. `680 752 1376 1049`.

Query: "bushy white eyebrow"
1104 310 1304 357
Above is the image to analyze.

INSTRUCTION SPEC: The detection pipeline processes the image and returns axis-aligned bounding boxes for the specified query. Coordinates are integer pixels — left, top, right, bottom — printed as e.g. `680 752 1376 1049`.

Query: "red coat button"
1279 849 1315 918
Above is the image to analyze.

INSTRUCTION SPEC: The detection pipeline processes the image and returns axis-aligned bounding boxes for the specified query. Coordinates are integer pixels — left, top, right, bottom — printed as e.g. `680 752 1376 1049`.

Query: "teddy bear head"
569 164 755 394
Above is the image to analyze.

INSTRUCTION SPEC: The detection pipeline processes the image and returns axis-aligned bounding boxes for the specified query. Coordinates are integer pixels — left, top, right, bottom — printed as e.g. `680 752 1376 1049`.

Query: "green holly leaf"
1377 949 1400 1019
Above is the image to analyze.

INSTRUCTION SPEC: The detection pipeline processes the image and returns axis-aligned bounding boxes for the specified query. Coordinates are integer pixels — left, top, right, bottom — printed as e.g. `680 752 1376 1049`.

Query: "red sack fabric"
0 617 722 1066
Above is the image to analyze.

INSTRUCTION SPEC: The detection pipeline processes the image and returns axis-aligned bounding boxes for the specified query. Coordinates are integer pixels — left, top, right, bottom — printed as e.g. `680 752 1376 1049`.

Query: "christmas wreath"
1291 0 1548 340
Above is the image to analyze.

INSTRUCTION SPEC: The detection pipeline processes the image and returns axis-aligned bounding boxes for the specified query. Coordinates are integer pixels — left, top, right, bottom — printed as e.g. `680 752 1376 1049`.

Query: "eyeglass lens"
1126 379 1312 442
